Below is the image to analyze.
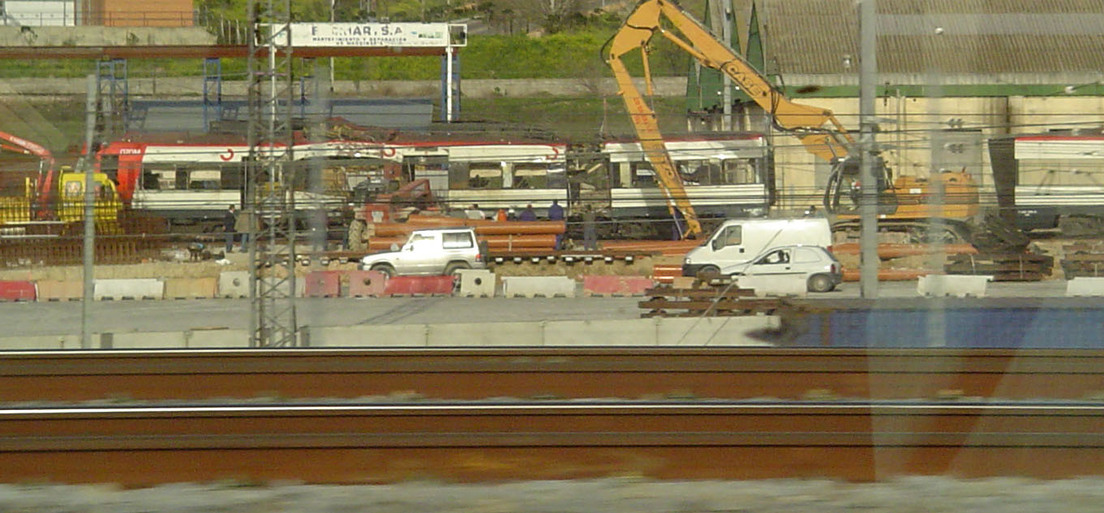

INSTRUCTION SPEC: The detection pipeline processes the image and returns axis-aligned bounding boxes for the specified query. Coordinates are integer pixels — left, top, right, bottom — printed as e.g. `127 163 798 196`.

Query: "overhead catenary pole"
80 74 97 348
248 0 299 347
859 0 879 298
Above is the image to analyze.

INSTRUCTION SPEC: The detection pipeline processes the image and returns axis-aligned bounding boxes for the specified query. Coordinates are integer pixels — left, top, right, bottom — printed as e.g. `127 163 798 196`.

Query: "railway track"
3 348 1104 402
2 400 1102 485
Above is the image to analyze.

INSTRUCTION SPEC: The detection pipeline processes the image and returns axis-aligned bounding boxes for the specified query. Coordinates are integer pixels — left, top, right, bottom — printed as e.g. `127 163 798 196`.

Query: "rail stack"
1061 242 1104 279
944 251 1054 281
639 283 785 317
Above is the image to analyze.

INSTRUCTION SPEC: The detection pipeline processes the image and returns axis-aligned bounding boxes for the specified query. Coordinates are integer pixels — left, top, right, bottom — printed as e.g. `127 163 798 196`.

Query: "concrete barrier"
35 280 83 301
0 334 80 350
545 319 655 345
917 274 993 298
310 324 429 347
218 271 250 298
94 278 164 300
456 269 495 298
1066 277 1104 297
736 275 808 298
0 317 784 350
382 276 455 296
427 322 542 346
582 275 654 297
501 276 576 298
304 271 343 298
107 331 187 349
186 329 250 348
348 270 388 297
0 280 36 302
656 317 777 346
163 278 218 300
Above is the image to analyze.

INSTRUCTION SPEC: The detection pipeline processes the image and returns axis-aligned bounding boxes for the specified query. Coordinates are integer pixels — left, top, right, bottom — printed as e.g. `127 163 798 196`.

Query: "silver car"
722 245 843 293
359 227 487 278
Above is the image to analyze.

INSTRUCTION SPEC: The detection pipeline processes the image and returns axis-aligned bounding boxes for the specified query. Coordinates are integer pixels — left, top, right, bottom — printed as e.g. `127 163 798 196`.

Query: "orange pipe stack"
365 214 565 252
830 243 977 258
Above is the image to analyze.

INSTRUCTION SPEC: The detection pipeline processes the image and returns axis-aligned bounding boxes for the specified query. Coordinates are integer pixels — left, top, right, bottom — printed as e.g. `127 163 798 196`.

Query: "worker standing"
582 203 598 251
519 204 537 222
235 207 255 253
223 205 238 254
548 199 565 250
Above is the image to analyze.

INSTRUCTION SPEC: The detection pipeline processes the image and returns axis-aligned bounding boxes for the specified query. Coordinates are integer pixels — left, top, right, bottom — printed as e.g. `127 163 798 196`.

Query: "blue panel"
786 308 1104 349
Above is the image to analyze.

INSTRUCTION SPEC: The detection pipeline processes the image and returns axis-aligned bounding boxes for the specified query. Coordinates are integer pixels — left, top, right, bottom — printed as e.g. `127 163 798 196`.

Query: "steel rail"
3 348 1104 402
0 400 1102 485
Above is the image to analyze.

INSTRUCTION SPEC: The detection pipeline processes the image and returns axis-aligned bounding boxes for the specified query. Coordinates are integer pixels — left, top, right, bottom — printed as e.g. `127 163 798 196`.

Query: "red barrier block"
304 271 344 298
582 275 655 297
382 275 455 296
348 270 388 297
0 281 36 302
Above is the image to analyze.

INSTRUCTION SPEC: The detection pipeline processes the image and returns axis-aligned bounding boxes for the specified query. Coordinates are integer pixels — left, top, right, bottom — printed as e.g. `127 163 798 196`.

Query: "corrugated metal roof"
758 0 1104 76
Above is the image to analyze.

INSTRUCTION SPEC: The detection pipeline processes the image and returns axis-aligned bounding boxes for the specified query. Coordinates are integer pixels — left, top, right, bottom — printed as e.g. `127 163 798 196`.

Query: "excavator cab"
823 155 899 217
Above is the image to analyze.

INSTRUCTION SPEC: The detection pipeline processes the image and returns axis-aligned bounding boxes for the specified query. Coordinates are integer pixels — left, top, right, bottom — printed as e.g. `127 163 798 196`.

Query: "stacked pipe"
364 214 565 253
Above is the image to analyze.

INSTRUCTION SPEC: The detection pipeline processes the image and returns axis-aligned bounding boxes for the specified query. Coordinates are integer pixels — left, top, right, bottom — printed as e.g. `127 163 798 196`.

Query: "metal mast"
247 0 299 347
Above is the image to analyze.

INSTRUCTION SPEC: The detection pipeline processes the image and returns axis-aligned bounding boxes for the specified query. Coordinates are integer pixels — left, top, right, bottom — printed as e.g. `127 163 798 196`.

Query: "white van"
682 217 832 277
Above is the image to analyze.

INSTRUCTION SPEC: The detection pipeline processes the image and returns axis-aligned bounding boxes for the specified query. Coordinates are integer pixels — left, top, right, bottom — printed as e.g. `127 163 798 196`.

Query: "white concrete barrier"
107 331 188 349
456 269 495 298
501 276 576 298
545 319 657 346
736 275 808 297
428 322 543 346
917 274 993 298
218 271 251 298
656 317 778 347
1066 277 1104 297
310 324 430 347
0 334 80 350
94 279 164 300
0 318 785 350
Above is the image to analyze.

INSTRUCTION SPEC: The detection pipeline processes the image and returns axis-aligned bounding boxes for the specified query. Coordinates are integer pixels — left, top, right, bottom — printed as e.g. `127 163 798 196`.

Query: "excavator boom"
606 0 858 239
612 0 854 161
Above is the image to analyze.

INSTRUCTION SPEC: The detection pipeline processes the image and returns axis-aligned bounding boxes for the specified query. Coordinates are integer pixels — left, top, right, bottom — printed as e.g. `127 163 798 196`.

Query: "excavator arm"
607 0 866 238
609 0 855 162
0 131 58 219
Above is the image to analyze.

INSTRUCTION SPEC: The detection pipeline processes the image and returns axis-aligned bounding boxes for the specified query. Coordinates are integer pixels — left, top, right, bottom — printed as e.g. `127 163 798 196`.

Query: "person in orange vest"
495 208 508 222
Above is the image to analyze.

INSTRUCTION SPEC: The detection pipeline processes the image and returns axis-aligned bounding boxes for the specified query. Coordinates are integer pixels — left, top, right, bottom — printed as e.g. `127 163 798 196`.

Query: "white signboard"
286 23 464 48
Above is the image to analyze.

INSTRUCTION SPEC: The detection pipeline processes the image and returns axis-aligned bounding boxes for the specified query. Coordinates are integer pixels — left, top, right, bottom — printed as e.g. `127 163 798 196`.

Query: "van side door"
710 224 748 266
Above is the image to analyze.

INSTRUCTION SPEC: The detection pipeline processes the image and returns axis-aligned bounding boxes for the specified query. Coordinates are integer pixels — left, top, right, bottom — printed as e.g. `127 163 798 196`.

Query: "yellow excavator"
605 0 980 242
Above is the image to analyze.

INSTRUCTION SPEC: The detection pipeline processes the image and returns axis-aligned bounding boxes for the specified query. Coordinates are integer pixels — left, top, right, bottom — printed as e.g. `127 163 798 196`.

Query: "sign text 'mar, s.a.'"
287 23 465 48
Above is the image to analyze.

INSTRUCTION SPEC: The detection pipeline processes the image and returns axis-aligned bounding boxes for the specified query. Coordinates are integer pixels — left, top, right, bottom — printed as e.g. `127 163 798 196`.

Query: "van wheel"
696 265 720 278
370 264 395 278
808 274 835 293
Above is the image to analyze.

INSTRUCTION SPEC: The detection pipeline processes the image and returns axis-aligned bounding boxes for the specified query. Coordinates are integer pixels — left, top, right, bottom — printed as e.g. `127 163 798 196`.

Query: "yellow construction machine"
605 0 980 242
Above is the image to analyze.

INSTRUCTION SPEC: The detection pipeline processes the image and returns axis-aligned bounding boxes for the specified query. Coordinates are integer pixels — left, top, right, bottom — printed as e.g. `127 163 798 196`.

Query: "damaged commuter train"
95 129 774 239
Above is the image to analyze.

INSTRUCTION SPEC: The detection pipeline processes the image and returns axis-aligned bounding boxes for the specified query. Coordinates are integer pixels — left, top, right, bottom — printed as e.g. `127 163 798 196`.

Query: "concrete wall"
0 316 780 349
0 26 213 45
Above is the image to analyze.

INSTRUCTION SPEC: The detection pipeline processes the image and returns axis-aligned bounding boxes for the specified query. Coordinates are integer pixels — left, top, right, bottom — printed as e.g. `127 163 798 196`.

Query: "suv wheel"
444 262 470 279
808 273 835 293
370 264 395 278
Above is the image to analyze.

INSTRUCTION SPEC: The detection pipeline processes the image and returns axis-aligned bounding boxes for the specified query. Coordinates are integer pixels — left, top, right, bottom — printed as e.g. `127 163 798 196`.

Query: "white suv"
359 227 487 278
